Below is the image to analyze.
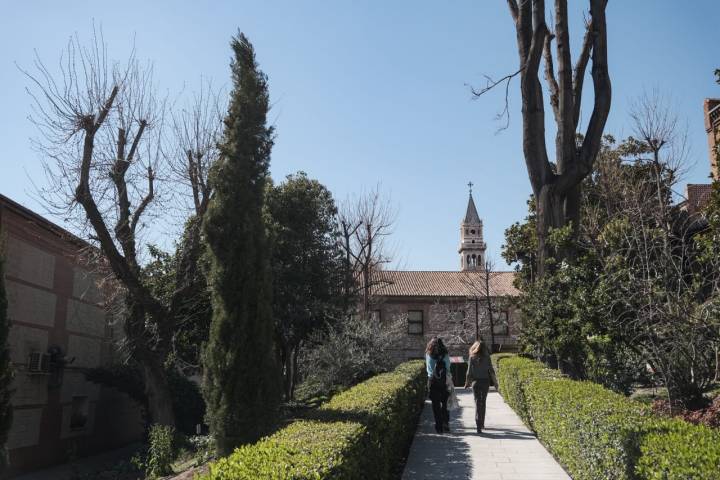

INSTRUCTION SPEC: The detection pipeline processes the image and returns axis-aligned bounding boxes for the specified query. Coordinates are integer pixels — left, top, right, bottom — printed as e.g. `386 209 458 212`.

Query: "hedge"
199 360 426 479
636 422 720 480
492 354 720 480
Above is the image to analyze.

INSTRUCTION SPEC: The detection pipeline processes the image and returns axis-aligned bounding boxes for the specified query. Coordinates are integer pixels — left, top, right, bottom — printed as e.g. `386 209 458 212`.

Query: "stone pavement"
402 388 571 480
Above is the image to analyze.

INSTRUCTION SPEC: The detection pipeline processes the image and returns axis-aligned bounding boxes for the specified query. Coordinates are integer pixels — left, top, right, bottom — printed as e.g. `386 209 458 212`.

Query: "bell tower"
459 182 486 271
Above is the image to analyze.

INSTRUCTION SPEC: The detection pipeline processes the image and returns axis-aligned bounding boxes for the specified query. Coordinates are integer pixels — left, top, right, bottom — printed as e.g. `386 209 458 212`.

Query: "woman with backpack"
425 337 452 433
464 340 496 433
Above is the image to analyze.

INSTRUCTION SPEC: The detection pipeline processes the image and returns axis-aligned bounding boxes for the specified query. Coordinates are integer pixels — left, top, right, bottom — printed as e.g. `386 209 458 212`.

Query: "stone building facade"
373 192 520 367
1 194 143 476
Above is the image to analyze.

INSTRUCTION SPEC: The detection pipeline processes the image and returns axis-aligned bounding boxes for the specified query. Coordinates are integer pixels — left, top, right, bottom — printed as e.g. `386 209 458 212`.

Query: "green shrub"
637 421 720 480
146 424 175 478
491 355 562 428
490 352 515 372
493 355 720 480
199 360 425 480
526 377 653 480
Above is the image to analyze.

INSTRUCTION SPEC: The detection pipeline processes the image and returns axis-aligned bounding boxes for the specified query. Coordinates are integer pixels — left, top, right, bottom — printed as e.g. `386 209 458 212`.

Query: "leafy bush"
637 422 720 480
492 354 720 480
526 377 655 480
146 424 176 478
297 313 407 400
491 355 562 428
199 360 425 480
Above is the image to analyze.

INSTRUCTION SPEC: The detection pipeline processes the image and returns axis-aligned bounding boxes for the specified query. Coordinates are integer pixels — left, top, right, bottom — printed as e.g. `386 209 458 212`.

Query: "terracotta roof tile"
373 270 519 298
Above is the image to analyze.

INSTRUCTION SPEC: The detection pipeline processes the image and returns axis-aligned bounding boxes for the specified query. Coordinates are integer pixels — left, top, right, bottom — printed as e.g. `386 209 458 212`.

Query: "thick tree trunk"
280 342 296 401
143 360 175 426
536 184 565 276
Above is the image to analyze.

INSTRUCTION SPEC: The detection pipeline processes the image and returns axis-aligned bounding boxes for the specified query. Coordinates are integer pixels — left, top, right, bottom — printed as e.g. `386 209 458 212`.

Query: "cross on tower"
467 181 474 195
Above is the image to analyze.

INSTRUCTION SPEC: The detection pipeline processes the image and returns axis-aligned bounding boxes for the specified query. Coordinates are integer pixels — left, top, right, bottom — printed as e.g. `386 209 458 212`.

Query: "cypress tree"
0 232 13 470
202 32 281 455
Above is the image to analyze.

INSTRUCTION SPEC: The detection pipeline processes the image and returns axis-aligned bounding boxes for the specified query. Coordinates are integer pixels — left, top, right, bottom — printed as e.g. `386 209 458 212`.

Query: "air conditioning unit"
27 352 51 373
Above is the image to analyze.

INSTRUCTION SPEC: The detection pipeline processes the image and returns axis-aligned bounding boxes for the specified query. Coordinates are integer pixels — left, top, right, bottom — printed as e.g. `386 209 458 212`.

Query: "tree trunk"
290 345 300 400
143 360 175 427
280 342 295 401
536 184 565 276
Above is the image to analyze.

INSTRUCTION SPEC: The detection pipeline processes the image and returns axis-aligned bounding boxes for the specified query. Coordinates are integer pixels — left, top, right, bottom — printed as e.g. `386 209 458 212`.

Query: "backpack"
431 355 447 388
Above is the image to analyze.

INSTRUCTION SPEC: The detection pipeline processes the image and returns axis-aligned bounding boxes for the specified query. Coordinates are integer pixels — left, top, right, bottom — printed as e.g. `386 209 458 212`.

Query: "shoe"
477 427 482 434
443 423 450 432
435 424 442 434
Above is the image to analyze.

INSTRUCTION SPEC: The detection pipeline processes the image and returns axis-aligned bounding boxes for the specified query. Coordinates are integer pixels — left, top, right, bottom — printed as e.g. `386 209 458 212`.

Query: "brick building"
1 194 143 476
373 190 520 368
704 98 720 180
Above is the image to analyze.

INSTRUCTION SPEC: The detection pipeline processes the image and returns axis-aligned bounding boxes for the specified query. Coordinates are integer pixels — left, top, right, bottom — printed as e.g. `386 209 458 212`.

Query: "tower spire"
459 183 486 271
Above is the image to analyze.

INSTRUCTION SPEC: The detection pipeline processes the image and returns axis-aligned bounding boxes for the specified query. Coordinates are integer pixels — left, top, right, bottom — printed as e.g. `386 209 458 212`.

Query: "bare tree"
336 186 396 318
459 258 509 349
21 30 222 426
474 0 611 276
430 299 478 348
588 100 720 408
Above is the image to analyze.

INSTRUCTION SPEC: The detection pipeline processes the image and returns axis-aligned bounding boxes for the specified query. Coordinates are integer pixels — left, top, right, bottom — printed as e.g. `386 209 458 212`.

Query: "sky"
1 1 719 270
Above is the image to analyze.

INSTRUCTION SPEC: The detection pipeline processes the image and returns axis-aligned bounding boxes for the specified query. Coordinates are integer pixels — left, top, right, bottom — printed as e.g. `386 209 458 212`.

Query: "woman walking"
425 337 451 433
464 340 495 433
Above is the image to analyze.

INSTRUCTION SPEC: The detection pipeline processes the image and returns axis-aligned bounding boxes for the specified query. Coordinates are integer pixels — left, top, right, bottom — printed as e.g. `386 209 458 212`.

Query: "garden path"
401 388 570 480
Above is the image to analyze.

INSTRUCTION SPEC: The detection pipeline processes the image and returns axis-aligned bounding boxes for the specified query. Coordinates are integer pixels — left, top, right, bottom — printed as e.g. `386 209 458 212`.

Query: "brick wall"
376 295 520 364
1 196 144 476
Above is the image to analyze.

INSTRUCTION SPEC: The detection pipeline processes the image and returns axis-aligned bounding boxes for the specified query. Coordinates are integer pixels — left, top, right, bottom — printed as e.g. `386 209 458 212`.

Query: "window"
407 310 423 335
470 229 476 234
492 311 509 335
70 395 89 430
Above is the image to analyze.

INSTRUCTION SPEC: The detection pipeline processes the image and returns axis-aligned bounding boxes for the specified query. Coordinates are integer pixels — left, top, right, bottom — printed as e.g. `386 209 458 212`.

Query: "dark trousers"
428 379 449 431
472 379 491 429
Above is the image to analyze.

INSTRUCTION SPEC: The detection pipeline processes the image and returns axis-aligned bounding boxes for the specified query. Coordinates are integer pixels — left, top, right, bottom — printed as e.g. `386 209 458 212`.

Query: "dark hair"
425 337 448 358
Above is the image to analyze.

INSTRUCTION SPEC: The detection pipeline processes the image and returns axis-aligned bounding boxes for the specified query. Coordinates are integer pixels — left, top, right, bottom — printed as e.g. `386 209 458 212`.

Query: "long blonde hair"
469 340 487 358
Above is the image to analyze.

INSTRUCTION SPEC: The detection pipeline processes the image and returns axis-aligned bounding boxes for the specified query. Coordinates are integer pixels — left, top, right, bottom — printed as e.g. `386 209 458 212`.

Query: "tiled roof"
373 270 519 298
685 184 713 215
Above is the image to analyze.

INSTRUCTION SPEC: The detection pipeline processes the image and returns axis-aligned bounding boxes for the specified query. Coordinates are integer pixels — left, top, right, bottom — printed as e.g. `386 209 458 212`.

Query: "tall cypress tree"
202 32 281 455
0 232 13 470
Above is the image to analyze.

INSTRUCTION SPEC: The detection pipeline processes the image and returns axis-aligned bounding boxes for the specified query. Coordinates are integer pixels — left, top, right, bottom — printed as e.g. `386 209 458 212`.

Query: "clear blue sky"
1 1 718 270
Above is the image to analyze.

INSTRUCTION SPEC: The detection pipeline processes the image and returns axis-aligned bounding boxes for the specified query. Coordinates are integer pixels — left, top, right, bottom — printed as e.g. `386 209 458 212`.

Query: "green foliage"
0 238 13 470
493 355 720 480
491 356 562 428
202 31 282 455
199 360 426 480
637 422 720 480
145 424 176 478
142 241 211 371
503 134 720 401
266 172 344 398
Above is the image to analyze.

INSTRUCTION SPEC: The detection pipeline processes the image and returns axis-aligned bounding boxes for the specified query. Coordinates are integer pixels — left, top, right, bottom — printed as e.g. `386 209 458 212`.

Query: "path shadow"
401 399 473 479
476 427 537 440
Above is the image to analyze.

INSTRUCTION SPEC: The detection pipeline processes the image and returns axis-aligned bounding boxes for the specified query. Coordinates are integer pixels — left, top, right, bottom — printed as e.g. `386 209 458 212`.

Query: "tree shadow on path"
401 400 473 479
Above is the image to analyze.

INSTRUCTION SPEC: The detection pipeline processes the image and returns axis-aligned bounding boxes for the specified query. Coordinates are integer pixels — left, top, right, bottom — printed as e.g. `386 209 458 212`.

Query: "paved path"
402 388 571 480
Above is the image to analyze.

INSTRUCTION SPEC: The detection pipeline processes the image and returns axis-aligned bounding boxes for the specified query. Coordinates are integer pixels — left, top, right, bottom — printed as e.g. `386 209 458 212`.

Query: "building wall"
1 199 143 477
704 98 720 180
375 296 520 364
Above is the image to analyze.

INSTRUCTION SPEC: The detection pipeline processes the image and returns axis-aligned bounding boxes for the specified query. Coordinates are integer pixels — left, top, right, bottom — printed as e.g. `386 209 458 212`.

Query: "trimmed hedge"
199 360 425 479
637 422 720 480
492 354 720 480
